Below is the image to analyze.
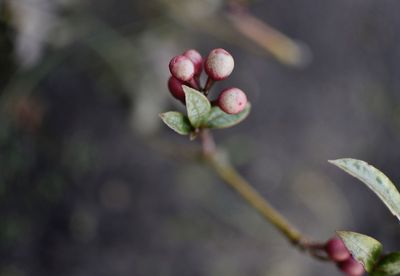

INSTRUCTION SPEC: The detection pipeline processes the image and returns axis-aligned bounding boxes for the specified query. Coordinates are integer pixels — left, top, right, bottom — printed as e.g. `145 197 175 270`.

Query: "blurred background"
1 0 400 275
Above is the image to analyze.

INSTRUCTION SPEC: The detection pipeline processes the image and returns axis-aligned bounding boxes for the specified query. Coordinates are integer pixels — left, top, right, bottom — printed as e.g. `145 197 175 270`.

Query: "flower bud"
169 55 195 82
183 49 203 76
338 257 365 276
325 237 351 262
205 48 234 80
218 87 247 114
168 76 185 103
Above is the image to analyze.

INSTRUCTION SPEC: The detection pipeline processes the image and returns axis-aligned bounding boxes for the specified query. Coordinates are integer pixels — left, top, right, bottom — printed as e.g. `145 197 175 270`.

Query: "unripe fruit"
218 87 247 114
205 48 234 80
169 55 195 82
325 237 351 262
168 76 185 103
338 257 365 276
183 49 203 76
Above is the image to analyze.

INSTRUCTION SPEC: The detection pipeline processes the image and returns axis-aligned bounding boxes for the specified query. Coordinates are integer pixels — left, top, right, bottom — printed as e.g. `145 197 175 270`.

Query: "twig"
199 129 328 260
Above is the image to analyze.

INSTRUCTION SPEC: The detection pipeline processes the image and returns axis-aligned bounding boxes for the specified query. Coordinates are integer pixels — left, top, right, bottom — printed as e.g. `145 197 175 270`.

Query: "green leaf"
159 111 192 135
206 103 251 129
183 85 211 128
371 252 400 276
336 231 382 272
329 158 400 221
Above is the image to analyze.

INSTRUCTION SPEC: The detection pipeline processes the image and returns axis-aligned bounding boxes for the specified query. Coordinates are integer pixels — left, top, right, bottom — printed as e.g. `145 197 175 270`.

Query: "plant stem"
200 129 326 257
208 154 302 244
188 78 200 90
203 77 214 96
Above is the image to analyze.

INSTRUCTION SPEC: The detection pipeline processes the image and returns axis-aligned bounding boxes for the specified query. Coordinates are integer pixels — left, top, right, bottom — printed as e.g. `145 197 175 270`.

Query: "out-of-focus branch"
163 0 311 67
226 5 312 67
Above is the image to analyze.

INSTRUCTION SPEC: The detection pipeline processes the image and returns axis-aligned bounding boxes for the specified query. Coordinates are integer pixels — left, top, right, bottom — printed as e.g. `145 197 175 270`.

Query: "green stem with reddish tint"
200 129 328 260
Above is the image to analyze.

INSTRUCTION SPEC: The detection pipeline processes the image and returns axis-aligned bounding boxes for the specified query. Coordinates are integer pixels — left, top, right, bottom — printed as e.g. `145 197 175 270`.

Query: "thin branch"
199 129 328 260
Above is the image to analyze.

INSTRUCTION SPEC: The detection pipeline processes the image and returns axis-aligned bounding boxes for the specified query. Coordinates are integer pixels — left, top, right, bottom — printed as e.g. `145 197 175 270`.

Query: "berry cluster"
168 48 247 115
325 237 365 276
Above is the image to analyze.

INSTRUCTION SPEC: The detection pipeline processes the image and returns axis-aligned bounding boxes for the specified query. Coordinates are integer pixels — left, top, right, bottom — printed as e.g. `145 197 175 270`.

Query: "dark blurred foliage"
1 1 400 275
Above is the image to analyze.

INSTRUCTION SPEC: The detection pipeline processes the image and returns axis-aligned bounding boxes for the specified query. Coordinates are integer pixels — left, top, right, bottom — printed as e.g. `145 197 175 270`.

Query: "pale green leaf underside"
372 252 400 276
159 111 191 135
337 231 382 272
329 158 400 221
183 85 211 128
206 103 251 129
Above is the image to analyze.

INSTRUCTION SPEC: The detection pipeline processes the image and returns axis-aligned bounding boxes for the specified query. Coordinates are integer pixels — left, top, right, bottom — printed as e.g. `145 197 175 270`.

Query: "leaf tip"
328 158 345 164
328 158 354 167
335 230 348 239
182 85 191 94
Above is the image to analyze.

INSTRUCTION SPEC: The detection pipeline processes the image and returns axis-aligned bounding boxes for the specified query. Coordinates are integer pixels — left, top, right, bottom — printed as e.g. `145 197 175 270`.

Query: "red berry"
168 76 185 103
218 87 247 114
338 257 365 276
325 237 351 262
183 49 203 76
169 55 195 82
205 48 234 80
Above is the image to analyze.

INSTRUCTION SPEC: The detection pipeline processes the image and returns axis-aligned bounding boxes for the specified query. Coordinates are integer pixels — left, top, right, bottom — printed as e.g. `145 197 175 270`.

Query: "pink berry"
325 237 351 262
169 55 195 82
205 48 234 80
338 257 365 276
168 76 185 103
183 49 203 76
218 87 247 114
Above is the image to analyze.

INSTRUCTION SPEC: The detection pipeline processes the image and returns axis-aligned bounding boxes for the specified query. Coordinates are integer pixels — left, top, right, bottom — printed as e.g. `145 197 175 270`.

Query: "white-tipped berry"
218 87 247 114
205 48 234 80
168 76 185 103
169 55 195 82
325 237 351 262
183 49 203 76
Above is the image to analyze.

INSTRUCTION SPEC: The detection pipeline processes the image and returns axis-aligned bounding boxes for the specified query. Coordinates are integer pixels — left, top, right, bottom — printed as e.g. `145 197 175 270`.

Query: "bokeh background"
1 0 400 275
